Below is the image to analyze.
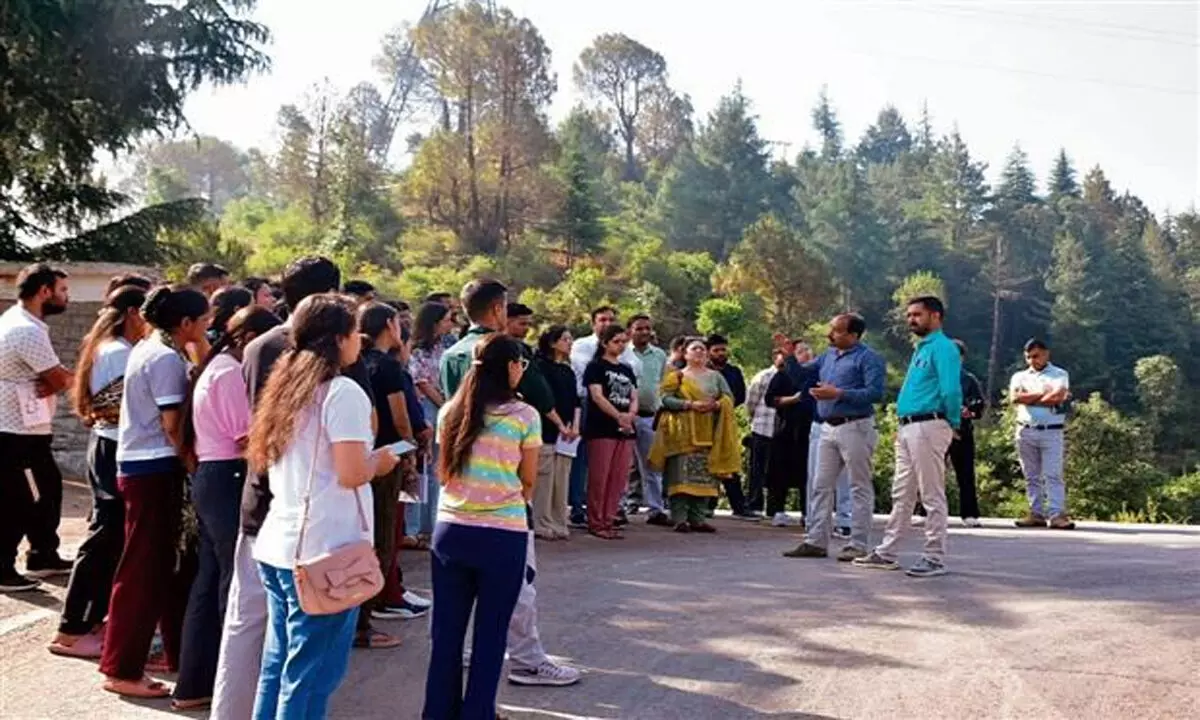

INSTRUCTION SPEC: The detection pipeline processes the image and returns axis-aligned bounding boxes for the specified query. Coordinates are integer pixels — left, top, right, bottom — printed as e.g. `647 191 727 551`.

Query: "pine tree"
656 83 771 259
811 86 843 160
1048 148 1080 201
554 147 604 264
857 105 913 166
996 145 1037 206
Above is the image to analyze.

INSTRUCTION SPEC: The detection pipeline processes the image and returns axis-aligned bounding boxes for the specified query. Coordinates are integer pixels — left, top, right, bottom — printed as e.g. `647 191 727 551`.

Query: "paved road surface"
1 480 1198 719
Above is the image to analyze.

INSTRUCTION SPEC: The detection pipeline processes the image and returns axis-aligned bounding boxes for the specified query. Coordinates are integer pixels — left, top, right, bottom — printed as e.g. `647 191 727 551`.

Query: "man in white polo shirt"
1010 338 1074 530
0 263 75 592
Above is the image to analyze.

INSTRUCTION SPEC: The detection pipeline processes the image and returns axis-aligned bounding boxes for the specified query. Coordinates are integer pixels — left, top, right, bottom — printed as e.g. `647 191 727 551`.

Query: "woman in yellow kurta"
649 338 741 533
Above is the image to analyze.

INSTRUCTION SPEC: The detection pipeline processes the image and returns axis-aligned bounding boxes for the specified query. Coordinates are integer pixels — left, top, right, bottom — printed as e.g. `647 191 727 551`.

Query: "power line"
895 2 1200 48
843 45 1199 97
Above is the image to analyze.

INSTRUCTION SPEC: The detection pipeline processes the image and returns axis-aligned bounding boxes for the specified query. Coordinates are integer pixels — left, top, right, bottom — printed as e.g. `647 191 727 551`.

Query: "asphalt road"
1 480 1197 719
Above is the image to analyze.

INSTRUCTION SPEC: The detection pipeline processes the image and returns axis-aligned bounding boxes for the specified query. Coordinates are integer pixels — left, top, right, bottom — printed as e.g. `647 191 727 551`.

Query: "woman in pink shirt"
174 305 280 709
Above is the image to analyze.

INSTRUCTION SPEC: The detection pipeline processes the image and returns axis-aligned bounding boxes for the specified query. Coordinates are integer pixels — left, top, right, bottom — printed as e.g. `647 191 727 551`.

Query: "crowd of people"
0 256 1075 719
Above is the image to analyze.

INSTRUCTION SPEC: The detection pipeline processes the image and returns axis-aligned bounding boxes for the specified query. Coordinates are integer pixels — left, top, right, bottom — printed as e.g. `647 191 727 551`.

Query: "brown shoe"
1015 513 1047 528
1049 514 1076 530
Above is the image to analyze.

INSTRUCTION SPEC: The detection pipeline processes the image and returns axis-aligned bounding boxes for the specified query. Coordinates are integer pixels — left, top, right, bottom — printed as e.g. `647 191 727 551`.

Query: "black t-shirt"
239 325 376 537
361 347 406 448
582 358 637 440
765 365 814 444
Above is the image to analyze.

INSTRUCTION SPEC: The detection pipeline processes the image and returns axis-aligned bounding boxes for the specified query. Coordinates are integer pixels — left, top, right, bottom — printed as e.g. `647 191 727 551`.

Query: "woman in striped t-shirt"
424 334 540 720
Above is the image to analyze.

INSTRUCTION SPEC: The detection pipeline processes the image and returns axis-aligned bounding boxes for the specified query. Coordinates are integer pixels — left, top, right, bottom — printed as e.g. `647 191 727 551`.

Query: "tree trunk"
985 235 1004 402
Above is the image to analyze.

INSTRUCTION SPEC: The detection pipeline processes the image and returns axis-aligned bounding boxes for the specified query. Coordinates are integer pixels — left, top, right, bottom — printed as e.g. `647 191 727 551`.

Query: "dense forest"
3 1 1198 522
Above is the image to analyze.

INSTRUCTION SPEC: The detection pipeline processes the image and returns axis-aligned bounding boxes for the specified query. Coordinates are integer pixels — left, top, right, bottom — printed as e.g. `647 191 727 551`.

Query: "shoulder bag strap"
293 384 374 565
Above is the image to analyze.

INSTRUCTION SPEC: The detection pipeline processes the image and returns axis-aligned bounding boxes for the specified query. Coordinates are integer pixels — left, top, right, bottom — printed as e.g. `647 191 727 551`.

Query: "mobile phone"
386 440 417 456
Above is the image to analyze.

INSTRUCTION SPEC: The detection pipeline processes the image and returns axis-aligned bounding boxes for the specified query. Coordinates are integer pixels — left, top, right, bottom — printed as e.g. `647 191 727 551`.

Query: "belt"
1020 422 1063 431
637 410 657 418
898 412 946 426
824 415 871 427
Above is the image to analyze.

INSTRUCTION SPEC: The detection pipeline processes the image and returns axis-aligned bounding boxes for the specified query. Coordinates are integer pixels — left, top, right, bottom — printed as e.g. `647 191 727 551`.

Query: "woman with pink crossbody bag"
245 294 399 720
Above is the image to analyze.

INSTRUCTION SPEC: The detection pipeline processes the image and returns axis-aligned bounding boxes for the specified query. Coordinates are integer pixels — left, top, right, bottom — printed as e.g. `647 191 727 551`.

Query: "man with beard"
854 296 961 578
0 264 75 591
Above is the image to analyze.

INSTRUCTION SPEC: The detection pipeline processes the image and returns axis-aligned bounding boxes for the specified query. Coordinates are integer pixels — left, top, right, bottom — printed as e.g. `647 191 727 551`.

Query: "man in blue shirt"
854 296 961 578
780 314 885 561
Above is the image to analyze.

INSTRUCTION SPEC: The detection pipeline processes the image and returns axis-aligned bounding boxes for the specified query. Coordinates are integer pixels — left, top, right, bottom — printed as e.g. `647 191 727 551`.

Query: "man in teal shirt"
854 296 961 578
627 314 670 524
437 278 582 687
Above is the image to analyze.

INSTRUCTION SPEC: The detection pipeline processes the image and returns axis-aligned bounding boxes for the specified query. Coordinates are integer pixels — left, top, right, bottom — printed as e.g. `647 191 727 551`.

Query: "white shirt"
746 367 778 438
0 305 60 435
1009 363 1070 426
254 376 376 569
569 334 642 398
90 338 133 441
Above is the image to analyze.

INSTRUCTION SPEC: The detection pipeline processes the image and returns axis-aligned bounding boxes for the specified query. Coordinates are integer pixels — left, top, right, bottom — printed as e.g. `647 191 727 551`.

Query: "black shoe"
614 511 629 527
569 513 588 529
834 526 852 539
25 553 72 579
732 511 762 522
646 512 673 527
0 568 40 592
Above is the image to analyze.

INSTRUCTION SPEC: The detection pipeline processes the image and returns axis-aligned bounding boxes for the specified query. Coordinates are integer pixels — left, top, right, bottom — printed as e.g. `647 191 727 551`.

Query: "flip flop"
47 633 103 659
103 676 171 699
171 697 212 711
353 629 402 649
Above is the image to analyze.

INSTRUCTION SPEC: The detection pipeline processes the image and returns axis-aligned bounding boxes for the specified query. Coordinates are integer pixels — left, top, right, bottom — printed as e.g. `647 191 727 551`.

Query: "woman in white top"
48 284 148 658
246 293 399 720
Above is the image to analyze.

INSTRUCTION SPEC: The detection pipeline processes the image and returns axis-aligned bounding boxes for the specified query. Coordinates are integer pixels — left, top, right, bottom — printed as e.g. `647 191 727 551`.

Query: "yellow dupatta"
648 370 741 478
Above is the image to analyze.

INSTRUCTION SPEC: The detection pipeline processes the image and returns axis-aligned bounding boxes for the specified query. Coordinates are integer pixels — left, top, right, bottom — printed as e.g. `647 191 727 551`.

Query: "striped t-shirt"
437 400 542 533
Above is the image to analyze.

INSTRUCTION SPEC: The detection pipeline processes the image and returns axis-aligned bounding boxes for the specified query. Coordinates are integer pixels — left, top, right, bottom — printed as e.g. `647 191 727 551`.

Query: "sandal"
47 632 103 659
145 651 174 673
400 535 429 551
673 523 692 533
171 697 212 711
354 629 402 649
690 522 718 533
103 676 171 699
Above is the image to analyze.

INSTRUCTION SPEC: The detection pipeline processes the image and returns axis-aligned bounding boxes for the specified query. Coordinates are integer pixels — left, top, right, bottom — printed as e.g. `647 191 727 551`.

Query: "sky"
180 0 1200 214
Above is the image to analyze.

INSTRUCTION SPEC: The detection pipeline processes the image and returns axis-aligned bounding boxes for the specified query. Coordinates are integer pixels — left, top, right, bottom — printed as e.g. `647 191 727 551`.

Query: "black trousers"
176 459 246 701
948 422 981 519
747 433 772 513
708 474 747 515
766 419 812 517
0 432 63 571
59 434 124 634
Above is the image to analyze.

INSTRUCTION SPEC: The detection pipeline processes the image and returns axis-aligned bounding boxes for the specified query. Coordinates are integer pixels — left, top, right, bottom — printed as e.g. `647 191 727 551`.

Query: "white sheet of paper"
555 435 581 458
16 383 52 428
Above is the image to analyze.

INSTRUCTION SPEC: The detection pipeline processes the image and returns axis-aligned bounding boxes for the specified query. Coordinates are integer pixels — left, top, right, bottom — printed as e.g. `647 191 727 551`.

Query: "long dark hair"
592 323 626 361
143 284 209 331
209 286 254 339
248 294 356 474
183 305 281 458
72 285 146 423
537 325 569 360
412 301 450 351
438 334 523 479
357 301 397 346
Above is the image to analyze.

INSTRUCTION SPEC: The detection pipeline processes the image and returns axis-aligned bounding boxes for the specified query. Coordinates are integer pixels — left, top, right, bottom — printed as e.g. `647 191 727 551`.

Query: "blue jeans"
254 565 358 720
1017 426 1066 516
176 459 245 701
424 523 526 720
406 398 442 536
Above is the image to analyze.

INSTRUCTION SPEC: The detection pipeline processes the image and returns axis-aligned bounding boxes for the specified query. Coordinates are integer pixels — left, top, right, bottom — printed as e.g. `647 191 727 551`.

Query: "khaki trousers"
875 420 954 562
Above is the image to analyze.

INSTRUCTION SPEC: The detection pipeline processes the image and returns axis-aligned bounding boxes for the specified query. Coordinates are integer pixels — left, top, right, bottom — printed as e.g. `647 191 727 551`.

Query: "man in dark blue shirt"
782 314 886 562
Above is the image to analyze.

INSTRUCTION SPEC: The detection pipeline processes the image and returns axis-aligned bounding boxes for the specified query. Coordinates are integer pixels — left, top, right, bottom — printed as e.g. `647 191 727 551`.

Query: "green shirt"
895 329 963 429
439 325 555 415
632 343 668 414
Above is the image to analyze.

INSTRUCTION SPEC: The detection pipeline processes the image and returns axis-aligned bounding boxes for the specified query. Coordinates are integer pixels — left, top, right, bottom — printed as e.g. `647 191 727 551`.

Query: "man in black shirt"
950 340 984 527
706 335 750 517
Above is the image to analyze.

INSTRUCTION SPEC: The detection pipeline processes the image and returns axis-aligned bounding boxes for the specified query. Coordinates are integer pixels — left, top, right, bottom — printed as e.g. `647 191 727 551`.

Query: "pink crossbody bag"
292 389 383 615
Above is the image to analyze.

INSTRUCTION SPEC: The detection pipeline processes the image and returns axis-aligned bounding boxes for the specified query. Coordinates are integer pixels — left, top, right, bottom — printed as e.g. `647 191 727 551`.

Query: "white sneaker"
508 661 582 686
962 517 982 528
403 590 432 609
771 512 791 527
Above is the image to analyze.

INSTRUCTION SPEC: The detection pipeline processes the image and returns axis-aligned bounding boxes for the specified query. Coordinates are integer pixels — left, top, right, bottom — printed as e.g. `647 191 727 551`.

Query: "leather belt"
898 412 946 426
824 415 871 427
1020 423 1064 431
